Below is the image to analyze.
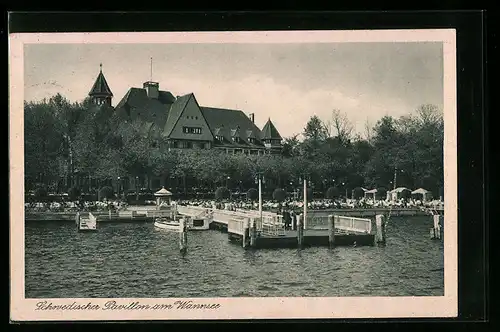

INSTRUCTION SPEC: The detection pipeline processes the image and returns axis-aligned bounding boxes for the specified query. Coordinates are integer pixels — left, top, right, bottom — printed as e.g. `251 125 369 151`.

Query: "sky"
24 42 443 139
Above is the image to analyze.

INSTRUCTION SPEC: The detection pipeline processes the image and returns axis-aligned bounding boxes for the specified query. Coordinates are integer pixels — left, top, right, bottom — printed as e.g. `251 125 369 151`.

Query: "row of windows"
215 136 257 144
183 126 202 134
172 141 210 149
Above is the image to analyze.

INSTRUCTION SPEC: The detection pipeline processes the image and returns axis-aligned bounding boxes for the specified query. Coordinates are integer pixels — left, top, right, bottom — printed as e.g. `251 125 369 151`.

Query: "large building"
89 65 283 156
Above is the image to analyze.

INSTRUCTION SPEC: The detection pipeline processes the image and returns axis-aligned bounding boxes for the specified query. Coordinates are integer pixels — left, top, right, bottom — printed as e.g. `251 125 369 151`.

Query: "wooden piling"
249 218 257 248
375 214 386 245
328 215 336 247
431 214 442 240
297 214 304 247
179 218 188 253
242 218 250 248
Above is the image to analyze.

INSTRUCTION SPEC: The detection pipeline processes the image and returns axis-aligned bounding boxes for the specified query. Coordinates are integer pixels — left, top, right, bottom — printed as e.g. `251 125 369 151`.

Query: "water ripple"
25 217 444 298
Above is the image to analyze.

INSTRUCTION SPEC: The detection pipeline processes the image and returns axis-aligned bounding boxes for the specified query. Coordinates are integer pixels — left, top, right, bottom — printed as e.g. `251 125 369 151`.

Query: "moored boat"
154 217 182 231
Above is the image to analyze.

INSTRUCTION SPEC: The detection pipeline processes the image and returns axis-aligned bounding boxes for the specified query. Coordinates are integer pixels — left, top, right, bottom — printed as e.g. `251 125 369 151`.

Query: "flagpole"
303 177 307 230
258 175 263 223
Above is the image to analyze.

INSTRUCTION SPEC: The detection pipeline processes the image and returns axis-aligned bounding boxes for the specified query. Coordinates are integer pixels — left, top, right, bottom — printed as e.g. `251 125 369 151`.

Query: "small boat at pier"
154 217 183 231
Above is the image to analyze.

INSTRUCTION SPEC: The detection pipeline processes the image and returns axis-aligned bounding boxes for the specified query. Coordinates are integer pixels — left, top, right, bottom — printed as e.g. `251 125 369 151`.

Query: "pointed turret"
261 118 282 152
89 63 113 106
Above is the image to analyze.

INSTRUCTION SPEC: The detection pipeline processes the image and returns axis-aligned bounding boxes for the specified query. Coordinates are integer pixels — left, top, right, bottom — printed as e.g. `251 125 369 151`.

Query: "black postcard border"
7 11 488 324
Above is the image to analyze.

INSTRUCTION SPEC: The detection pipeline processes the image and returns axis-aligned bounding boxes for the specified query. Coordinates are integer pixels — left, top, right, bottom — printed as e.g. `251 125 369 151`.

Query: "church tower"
89 63 113 106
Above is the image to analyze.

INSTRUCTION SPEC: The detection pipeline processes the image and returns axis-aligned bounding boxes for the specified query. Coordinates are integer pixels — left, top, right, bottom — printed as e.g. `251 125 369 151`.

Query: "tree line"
24 93 444 199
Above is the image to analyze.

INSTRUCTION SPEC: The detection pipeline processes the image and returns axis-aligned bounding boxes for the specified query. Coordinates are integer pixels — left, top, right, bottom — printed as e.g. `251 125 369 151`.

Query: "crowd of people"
25 195 444 213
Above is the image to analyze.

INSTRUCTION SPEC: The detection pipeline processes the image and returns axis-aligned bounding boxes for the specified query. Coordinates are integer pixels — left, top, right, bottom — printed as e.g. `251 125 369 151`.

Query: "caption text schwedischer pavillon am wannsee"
35 300 221 311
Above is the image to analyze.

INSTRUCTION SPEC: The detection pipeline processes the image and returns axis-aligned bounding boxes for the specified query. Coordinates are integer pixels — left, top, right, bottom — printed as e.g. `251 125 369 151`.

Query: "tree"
325 186 340 199
326 109 354 144
303 115 328 142
215 187 230 200
98 186 114 201
247 188 258 201
68 187 81 201
281 134 300 157
272 188 286 202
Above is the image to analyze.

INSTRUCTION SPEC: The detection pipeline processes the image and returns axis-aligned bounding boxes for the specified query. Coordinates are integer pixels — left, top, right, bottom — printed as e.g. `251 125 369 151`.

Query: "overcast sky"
24 42 443 138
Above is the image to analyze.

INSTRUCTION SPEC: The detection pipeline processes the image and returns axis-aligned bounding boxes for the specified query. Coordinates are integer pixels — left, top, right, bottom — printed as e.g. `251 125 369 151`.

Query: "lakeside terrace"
24 197 443 223
24 197 444 213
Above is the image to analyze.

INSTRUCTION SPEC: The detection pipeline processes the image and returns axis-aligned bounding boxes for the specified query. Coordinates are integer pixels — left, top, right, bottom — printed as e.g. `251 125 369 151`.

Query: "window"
183 126 202 134
248 137 255 144
216 135 224 141
232 137 240 143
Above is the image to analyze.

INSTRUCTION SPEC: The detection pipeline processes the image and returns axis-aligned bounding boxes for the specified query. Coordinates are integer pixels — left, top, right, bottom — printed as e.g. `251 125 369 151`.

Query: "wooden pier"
177 205 378 249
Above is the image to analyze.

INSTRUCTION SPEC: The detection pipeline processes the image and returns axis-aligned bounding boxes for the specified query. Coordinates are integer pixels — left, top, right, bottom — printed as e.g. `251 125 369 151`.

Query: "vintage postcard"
9 29 457 321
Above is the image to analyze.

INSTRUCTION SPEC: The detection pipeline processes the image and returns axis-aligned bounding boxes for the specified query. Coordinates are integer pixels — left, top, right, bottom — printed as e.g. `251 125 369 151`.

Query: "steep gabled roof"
163 94 193 137
261 118 282 140
114 87 173 130
200 106 264 147
89 69 113 97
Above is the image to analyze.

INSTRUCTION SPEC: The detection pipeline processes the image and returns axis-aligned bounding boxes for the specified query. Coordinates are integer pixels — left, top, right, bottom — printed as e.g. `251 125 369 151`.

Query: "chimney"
249 113 255 123
143 81 159 99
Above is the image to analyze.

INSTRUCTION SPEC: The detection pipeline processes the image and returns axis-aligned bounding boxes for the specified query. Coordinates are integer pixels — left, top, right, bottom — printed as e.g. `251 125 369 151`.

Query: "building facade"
86 65 284 194
91 66 283 156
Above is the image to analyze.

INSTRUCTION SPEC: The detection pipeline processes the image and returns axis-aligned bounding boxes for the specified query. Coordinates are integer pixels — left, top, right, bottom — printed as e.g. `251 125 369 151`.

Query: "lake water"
25 216 444 298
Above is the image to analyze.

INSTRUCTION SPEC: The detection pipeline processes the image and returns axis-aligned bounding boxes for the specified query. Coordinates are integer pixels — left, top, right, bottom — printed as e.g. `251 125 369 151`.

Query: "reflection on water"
25 216 444 298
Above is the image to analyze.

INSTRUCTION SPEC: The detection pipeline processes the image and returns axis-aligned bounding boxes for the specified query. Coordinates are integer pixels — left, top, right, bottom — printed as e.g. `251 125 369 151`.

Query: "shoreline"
24 206 438 222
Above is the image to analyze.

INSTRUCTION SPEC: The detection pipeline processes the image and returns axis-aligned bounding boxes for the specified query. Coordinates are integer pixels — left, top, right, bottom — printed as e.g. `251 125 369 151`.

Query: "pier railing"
305 214 372 234
88 212 97 227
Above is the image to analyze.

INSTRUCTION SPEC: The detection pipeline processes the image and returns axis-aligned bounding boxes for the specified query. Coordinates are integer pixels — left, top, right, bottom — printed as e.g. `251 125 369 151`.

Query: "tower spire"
100 63 102 72
150 57 153 82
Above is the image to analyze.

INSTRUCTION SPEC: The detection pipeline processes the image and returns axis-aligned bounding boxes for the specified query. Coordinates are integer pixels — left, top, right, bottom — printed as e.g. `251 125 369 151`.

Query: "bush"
400 189 412 200
98 186 115 201
247 188 258 201
68 187 81 201
272 188 286 202
300 187 313 200
352 187 365 200
325 186 340 199
34 187 48 201
376 187 387 200
215 187 230 200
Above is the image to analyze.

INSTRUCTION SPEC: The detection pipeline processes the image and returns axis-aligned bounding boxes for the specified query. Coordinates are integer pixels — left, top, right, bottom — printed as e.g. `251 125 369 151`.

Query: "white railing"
88 212 97 227
227 218 247 235
261 222 286 236
305 214 372 234
146 210 172 218
336 216 372 234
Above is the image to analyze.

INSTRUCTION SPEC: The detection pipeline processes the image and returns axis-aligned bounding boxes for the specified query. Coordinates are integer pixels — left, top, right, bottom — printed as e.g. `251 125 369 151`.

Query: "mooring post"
242 218 249 248
375 214 386 245
432 214 442 240
297 214 304 248
250 218 257 248
75 211 80 228
179 218 187 253
328 215 336 247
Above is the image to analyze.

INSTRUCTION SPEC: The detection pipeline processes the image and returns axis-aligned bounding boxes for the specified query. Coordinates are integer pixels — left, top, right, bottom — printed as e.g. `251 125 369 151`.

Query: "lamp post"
117 176 121 200
255 172 263 222
135 176 139 201
342 182 347 200
301 173 309 229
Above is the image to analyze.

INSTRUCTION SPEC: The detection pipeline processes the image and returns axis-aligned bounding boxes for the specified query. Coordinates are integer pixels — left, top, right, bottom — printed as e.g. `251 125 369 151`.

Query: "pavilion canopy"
365 188 378 194
412 188 430 195
390 187 411 193
154 187 172 197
